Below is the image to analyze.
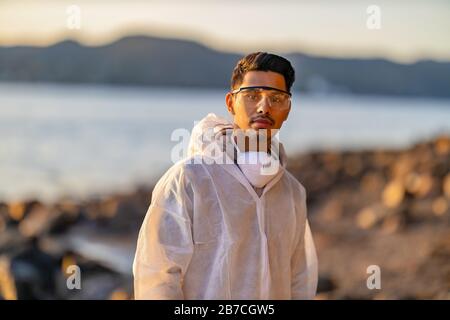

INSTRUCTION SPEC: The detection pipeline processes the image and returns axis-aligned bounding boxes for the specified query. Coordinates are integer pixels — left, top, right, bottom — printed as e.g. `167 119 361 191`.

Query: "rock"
315 197 343 223
46 214 81 235
343 154 363 177
355 204 387 229
110 288 131 300
433 135 450 156
0 214 6 235
404 172 434 198
18 203 53 238
7 202 25 222
63 272 130 300
408 199 437 222
382 180 405 208
443 173 450 198
0 228 27 254
380 214 404 234
320 152 342 175
316 275 337 293
372 150 394 169
432 197 449 217
9 238 60 299
390 154 415 180
0 256 17 300
360 172 385 195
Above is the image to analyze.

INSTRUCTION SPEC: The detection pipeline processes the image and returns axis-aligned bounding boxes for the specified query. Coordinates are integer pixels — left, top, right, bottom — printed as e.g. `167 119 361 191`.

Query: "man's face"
226 70 291 133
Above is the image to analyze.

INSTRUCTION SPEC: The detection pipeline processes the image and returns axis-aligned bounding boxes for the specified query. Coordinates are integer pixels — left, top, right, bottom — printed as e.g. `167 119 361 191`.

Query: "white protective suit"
133 113 318 299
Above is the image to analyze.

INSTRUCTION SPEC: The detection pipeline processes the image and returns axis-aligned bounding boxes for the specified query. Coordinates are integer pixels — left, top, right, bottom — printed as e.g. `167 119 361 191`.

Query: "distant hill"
0 35 449 98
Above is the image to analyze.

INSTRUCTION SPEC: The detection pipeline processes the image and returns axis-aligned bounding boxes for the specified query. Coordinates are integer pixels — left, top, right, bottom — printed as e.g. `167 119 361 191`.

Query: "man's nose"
256 96 271 114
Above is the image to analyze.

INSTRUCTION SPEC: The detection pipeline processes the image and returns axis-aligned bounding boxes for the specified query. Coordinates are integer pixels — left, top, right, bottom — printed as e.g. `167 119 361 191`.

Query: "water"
1 82 449 202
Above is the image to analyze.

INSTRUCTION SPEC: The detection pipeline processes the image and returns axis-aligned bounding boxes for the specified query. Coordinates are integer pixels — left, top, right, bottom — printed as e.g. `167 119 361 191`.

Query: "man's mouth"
251 117 273 129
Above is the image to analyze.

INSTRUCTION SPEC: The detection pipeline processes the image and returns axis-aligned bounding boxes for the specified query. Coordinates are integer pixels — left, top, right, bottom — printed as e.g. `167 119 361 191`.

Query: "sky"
0 0 449 63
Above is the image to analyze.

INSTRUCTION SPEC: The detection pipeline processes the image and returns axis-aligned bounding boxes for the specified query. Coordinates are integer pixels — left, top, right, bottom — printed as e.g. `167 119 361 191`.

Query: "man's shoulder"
154 156 207 186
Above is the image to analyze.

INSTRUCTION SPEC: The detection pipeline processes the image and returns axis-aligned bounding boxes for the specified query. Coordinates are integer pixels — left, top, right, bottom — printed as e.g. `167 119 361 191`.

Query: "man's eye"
245 94 258 100
271 95 283 103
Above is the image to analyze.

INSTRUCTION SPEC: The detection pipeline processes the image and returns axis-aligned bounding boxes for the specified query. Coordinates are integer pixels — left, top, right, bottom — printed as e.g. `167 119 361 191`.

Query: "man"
133 52 318 299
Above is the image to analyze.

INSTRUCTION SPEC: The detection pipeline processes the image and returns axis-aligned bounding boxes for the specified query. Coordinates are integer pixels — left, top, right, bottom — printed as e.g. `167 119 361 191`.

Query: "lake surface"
1 82 449 202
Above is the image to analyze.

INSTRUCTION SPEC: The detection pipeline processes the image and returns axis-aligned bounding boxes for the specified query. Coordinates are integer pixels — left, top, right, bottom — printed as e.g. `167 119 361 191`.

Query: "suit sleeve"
133 167 194 299
291 187 318 299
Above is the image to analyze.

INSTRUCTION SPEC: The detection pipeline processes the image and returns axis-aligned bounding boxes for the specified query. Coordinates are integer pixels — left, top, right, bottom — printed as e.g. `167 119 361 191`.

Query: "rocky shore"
0 135 449 300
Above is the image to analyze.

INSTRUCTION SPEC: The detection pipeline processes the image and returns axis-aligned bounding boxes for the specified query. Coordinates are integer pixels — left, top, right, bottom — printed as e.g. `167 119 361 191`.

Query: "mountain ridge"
1 35 449 98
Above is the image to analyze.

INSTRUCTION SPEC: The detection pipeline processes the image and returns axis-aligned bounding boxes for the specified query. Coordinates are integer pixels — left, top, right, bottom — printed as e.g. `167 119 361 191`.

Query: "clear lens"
239 88 290 110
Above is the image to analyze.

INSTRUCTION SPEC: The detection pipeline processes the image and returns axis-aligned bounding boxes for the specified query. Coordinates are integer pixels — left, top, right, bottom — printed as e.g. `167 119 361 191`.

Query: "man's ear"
225 92 235 115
